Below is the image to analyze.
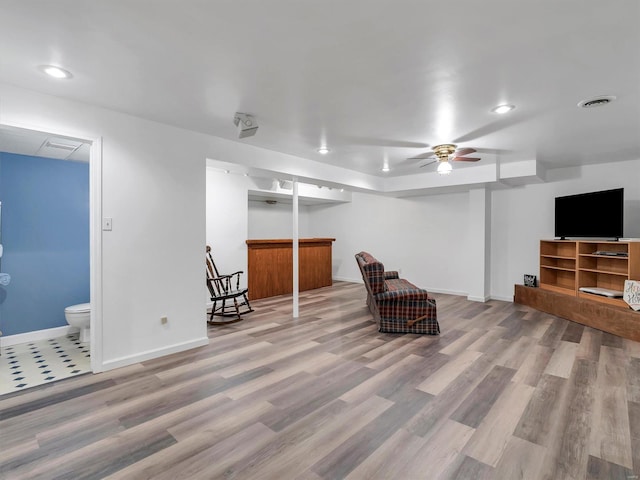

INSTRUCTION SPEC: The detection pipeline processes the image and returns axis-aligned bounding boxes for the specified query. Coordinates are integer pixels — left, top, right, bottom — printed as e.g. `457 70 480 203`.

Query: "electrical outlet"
160 316 168 325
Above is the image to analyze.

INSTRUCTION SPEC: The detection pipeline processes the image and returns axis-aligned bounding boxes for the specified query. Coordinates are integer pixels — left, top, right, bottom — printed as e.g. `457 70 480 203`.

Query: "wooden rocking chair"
206 245 253 324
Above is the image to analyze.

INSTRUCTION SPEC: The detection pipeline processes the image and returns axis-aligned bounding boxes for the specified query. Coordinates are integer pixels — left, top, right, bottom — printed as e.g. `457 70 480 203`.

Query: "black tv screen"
555 188 624 239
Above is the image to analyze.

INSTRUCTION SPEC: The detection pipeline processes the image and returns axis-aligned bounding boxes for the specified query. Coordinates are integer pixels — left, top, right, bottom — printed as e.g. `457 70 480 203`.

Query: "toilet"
64 303 91 343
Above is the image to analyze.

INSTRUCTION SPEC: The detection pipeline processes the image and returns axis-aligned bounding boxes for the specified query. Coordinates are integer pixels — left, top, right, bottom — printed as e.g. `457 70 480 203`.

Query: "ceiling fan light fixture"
491 104 515 114
437 161 452 175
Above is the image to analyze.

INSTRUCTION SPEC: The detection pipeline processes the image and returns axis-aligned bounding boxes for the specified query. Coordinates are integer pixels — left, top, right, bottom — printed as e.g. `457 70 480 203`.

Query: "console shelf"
539 240 577 293
516 240 640 340
579 268 628 276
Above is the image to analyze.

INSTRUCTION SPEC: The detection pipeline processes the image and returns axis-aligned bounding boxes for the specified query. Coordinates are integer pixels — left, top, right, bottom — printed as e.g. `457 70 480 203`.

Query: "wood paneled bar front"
246 238 336 300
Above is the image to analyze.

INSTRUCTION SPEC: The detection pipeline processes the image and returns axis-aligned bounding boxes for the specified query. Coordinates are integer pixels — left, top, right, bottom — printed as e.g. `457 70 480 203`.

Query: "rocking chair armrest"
209 274 234 282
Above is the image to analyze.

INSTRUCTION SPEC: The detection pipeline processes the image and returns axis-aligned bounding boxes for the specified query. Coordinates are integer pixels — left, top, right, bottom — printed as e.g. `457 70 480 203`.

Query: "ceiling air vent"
577 95 616 108
44 140 77 151
36 137 84 159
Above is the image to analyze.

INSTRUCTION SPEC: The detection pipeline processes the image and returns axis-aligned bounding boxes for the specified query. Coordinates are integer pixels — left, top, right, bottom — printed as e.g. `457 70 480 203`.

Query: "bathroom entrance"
0 124 99 395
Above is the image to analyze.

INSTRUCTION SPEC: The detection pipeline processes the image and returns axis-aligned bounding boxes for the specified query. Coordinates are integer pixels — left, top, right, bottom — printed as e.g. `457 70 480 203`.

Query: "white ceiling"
0 1 638 177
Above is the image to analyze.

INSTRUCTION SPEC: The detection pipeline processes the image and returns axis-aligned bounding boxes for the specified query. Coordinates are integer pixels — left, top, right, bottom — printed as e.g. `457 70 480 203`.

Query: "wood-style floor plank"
589 346 633 470
1 281 639 480
417 349 483 396
543 340 580 378
463 381 535 467
492 435 546 480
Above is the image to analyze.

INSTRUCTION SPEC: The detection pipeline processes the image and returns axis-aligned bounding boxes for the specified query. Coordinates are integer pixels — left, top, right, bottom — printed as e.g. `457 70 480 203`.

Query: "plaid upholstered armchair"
355 251 439 334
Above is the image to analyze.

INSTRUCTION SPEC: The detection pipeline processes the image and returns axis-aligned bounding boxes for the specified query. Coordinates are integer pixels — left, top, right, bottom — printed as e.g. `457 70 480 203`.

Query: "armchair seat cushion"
384 278 418 292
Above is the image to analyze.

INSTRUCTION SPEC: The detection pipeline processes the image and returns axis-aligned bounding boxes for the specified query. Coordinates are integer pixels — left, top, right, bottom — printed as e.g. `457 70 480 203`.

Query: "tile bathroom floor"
0 334 90 396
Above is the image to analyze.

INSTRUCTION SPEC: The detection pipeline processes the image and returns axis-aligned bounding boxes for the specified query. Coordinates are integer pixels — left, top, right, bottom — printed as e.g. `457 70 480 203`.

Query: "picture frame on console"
524 274 537 287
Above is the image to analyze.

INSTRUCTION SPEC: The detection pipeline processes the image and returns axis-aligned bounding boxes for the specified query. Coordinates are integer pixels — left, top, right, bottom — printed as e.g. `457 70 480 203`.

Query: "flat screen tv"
555 188 624 239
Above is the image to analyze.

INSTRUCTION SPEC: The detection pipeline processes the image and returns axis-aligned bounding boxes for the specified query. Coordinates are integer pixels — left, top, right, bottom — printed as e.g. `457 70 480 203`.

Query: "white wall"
248 200 311 239
206 169 250 286
306 191 471 296
490 158 640 301
467 187 492 301
2 83 345 371
208 153 640 306
10 80 636 372
0 84 211 368
209 175 474 297
205 171 314 289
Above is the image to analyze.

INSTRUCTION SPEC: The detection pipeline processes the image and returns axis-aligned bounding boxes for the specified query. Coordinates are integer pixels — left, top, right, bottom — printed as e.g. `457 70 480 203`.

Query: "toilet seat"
65 303 90 314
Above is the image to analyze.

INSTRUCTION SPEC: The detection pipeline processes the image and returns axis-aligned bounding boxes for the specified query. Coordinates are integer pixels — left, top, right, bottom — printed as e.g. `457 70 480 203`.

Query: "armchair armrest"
384 271 399 280
375 288 432 303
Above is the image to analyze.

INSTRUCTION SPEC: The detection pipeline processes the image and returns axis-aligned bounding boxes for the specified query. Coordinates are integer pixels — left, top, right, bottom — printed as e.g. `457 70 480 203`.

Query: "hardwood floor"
1 281 639 479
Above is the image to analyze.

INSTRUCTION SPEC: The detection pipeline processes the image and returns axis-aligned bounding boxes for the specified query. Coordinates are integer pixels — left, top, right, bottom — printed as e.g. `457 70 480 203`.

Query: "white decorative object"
623 280 640 311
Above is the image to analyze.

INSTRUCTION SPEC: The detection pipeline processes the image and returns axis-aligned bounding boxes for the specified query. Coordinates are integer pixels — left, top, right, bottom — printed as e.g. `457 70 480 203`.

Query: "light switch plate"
102 217 113 231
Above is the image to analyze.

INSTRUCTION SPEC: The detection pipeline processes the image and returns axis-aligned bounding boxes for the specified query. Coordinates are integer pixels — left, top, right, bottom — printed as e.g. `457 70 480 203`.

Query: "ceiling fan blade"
407 152 435 160
454 147 477 156
452 156 481 162
419 160 437 168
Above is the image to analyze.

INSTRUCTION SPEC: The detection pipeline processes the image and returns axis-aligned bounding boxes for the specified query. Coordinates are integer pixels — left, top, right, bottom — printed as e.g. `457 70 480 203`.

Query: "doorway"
0 123 102 393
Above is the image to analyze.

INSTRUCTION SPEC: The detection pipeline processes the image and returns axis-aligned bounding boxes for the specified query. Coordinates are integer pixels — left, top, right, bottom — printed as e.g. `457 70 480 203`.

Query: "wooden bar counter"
246 238 335 300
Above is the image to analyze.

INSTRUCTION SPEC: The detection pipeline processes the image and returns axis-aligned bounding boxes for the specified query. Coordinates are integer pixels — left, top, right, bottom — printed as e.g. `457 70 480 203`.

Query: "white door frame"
0 121 103 372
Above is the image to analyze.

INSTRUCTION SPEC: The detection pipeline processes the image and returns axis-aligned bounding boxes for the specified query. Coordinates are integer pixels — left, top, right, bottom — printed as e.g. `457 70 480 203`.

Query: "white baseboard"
489 294 514 302
333 276 362 284
427 287 468 297
0 325 78 347
100 337 209 372
467 295 491 303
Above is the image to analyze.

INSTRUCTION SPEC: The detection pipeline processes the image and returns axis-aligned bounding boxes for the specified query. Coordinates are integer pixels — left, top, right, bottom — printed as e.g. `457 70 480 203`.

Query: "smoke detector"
577 95 616 108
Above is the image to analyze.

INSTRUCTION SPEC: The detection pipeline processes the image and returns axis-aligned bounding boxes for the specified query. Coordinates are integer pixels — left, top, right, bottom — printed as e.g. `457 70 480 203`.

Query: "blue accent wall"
0 152 89 336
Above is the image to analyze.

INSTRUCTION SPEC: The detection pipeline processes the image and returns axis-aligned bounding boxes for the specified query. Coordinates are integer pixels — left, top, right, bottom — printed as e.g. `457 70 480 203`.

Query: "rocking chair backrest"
206 245 224 297
206 245 221 278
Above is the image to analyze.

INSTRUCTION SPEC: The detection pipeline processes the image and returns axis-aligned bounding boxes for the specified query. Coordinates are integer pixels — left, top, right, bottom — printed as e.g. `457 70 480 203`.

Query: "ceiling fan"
409 144 481 174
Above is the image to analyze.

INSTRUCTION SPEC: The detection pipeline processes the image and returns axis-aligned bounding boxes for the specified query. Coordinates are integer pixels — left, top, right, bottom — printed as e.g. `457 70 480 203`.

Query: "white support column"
292 179 299 318
467 187 492 302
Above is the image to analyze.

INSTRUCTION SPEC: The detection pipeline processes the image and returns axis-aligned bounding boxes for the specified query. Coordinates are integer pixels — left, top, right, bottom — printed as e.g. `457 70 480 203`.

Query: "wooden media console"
515 239 640 341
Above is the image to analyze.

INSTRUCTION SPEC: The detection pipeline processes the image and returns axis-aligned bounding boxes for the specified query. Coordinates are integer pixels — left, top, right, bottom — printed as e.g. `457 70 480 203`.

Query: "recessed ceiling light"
491 104 515 114
577 95 616 108
317 147 330 155
38 65 73 79
381 166 390 173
